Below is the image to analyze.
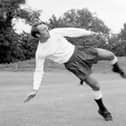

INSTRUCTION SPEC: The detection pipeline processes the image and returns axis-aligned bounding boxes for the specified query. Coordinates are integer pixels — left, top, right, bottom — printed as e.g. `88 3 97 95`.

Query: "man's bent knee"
84 76 100 91
96 48 116 61
92 85 100 91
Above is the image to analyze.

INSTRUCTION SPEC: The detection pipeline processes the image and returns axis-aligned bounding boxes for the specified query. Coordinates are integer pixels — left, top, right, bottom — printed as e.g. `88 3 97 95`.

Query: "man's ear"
35 33 41 38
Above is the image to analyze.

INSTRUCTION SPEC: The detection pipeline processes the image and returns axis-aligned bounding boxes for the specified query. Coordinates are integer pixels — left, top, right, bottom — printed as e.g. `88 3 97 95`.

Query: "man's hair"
33 21 46 27
31 27 41 38
31 21 47 38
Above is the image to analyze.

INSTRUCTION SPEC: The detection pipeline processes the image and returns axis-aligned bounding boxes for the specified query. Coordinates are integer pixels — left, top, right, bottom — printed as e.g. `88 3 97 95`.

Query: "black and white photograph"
0 0 126 125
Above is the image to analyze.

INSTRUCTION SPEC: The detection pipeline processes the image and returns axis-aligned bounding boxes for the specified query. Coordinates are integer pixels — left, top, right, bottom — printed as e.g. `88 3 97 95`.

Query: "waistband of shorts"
65 46 78 64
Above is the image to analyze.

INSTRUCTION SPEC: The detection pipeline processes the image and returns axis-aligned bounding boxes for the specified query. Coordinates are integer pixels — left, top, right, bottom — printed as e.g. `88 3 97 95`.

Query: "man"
24 22 126 121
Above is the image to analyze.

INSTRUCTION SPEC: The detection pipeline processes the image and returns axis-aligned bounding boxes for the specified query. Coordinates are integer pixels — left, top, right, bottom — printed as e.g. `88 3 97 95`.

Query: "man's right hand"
24 90 38 103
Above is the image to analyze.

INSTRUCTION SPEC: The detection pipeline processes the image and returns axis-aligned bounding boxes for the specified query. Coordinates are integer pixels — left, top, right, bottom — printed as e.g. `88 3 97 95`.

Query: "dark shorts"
64 46 98 81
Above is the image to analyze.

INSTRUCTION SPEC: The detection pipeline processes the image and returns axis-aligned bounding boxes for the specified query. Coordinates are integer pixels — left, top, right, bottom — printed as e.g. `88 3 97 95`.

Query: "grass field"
0 58 126 126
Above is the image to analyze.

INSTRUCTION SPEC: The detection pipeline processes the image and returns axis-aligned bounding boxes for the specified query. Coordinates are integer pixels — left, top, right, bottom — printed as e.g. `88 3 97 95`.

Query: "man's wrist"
91 31 98 36
33 89 38 93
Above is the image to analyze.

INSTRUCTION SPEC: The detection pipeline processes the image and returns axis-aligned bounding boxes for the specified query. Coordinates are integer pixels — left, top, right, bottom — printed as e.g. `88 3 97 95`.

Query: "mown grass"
0 70 126 126
0 57 126 126
0 57 126 73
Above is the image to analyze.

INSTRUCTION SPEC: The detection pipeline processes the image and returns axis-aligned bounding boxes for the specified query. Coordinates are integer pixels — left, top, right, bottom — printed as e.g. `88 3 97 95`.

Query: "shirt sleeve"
50 27 96 38
33 53 45 90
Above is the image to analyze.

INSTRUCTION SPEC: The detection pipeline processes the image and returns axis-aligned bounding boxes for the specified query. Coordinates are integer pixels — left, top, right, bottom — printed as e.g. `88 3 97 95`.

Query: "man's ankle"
95 98 107 111
112 62 122 73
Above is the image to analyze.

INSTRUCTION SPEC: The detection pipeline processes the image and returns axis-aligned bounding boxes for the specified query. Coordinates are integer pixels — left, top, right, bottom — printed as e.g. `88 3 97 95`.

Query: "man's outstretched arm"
50 27 97 38
24 55 45 103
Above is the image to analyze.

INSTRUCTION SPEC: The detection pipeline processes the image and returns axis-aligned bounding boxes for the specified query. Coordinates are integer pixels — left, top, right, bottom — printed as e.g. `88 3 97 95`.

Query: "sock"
112 62 122 73
95 98 107 111
93 90 107 111
112 62 126 78
111 55 118 65
80 80 84 85
93 90 103 100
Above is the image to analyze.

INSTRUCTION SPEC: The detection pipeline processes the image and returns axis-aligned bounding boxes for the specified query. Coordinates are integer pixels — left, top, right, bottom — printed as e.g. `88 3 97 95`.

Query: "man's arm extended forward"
33 56 45 90
24 55 45 103
50 27 97 38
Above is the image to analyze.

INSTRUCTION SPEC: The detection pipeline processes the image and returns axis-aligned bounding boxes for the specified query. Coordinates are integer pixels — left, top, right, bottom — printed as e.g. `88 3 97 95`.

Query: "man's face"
36 24 50 42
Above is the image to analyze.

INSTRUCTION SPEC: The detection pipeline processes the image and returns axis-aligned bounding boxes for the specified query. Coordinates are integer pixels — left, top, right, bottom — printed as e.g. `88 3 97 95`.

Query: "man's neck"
39 36 50 43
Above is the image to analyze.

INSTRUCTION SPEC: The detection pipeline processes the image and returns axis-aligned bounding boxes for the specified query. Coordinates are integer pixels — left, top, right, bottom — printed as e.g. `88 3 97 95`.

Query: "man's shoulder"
50 28 60 34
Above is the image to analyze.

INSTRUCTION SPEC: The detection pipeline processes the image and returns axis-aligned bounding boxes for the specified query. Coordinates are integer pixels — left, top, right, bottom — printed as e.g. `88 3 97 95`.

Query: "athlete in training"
24 22 126 121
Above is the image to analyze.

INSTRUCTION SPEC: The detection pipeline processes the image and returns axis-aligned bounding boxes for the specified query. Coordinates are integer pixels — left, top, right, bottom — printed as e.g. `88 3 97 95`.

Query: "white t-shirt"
33 27 94 90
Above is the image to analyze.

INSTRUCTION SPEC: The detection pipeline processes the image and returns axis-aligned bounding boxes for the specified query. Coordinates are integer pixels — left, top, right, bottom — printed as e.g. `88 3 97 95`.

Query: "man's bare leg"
84 75 112 121
96 48 126 78
80 48 126 85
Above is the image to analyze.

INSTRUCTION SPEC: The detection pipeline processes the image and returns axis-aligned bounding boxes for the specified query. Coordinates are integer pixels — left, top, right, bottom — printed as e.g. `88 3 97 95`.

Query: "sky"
15 0 126 34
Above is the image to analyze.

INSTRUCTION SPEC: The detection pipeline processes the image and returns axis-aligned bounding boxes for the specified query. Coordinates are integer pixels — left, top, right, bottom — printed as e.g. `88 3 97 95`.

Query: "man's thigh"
96 48 114 61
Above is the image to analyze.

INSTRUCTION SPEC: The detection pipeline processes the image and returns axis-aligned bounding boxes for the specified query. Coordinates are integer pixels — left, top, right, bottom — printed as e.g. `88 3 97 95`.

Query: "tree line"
0 0 126 63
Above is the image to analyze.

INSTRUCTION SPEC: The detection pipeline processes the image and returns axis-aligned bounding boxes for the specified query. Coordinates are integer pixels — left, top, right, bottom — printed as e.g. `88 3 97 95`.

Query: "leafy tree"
48 15 66 29
20 33 38 59
49 9 110 33
106 23 126 56
0 0 26 63
48 8 110 48
0 0 40 63
17 9 42 25
118 23 126 40
108 35 126 56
